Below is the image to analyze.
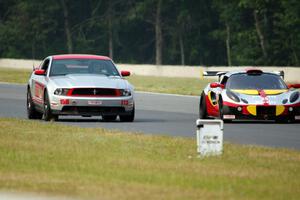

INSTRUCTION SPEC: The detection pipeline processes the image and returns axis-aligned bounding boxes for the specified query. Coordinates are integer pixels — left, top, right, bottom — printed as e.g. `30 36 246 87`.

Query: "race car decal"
207 91 217 106
232 89 287 95
247 105 256 115
276 105 285 116
32 81 45 104
264 90 288 95
206 93 219 117
232 90 259 95
259 90 269 105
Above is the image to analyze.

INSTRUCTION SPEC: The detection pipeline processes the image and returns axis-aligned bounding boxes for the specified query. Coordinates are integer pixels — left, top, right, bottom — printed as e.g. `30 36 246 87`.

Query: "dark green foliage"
0 0 299 66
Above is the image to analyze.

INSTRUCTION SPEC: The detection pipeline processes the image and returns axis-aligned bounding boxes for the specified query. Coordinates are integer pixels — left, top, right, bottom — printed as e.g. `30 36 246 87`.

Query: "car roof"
52 54 111 60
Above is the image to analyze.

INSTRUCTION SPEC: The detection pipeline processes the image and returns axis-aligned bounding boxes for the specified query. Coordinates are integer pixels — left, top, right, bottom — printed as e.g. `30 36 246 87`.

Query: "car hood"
49 74 128 89
232 89 288 95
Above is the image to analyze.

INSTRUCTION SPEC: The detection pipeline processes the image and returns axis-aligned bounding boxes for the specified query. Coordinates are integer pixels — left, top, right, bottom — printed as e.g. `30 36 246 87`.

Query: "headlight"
226 90 240 102
119 89 132 96
54 88 70 96
289 91 299 103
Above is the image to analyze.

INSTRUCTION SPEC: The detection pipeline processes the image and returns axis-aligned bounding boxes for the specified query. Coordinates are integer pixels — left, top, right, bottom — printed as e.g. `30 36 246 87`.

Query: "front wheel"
43 91 58 121
120 106 135 122
219 100 224 120
219 99 231 123
199 92 208 119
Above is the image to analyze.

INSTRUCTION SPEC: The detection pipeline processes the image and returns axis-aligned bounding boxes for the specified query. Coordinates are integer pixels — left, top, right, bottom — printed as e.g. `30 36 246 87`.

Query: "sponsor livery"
199 69 300 122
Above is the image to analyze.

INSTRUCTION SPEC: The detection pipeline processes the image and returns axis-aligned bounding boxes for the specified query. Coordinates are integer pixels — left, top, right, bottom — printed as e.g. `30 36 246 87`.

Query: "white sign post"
196 119 224 156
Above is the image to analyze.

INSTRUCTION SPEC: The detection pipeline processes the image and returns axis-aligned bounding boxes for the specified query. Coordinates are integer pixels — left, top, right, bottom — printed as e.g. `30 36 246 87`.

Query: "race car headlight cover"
226 90 240 103
54 88 70 96
120 89 132 96
289 91 299 103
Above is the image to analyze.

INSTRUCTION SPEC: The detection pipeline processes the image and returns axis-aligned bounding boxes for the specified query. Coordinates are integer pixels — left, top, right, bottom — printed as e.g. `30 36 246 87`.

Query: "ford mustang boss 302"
27 54 135 122
199 69 300 122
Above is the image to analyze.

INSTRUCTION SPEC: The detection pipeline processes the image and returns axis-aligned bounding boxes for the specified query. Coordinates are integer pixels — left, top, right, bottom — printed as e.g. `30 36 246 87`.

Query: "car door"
31 58 50 108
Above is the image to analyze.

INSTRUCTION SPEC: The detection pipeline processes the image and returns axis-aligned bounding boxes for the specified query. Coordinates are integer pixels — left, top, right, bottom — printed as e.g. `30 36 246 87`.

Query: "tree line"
0 0 299 66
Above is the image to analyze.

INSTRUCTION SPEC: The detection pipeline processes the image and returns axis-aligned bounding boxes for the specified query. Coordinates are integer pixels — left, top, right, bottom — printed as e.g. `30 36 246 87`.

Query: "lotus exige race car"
27 54 135 122
199 69 300 122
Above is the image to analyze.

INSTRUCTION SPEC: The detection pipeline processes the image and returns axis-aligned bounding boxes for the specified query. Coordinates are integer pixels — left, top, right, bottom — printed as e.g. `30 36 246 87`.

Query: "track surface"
0 83 299 150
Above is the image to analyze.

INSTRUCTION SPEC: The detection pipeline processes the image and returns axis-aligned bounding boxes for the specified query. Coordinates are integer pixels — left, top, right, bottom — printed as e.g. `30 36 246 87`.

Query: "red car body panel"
52 54 111 60
205 94 219 117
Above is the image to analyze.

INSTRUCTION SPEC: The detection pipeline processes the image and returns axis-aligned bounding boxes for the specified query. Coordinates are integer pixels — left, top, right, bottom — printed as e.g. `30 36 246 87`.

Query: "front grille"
71 88 118 96
256 106 276 115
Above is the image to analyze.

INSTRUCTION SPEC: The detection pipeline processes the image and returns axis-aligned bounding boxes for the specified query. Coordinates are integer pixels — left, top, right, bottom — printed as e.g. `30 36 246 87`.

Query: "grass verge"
0 118 299 199
128 75 211 95
0 68 31 84
0 67 211 95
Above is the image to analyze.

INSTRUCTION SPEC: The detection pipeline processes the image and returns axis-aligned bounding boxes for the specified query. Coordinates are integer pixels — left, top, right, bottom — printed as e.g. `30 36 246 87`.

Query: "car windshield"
50 59 120 77
226 73 287 90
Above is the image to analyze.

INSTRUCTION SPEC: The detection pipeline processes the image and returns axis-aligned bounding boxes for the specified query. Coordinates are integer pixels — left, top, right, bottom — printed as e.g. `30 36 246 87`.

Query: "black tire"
219 98 231 123
120 106 135 122
219 99 224 120
199 92 208 119
102 115 117 122
43 91 58 121
27 88 43 119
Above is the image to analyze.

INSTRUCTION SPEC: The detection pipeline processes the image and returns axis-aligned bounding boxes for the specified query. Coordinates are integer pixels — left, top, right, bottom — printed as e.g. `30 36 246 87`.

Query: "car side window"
220 76 228 85
41 59 50 72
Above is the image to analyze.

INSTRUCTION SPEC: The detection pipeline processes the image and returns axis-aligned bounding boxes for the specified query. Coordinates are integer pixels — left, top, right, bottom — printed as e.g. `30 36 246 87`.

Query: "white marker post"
196 119 224 156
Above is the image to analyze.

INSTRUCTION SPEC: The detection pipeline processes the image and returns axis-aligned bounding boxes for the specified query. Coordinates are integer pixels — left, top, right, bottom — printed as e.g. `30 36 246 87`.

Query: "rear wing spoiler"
203 70 285 80
203 71 227 81
203 71 227 77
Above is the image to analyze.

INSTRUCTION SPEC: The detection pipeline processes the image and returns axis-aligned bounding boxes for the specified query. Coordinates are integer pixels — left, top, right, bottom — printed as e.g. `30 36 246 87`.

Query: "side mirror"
210 82 224 89
121 70 130 77
288 83 300 89
34 69 46 76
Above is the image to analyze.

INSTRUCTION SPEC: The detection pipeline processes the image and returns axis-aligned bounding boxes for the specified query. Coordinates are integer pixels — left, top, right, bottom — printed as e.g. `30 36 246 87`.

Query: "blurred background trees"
0 0 299 66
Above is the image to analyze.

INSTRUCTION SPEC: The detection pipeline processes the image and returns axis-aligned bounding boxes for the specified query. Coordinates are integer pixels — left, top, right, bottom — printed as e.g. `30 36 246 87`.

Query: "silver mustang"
27 54 135 122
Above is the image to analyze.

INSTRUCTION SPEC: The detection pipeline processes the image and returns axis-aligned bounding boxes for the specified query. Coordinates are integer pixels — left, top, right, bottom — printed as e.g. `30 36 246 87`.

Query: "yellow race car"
199 69 300 122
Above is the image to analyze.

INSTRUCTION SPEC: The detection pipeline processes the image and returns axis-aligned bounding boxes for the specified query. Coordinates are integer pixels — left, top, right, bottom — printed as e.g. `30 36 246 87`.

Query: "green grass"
0 118 299 200
0 68 32 84
127 75 211 95
0 67 212 95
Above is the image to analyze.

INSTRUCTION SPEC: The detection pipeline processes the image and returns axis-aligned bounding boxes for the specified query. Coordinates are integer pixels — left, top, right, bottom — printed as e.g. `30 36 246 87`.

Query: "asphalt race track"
0 83 299 150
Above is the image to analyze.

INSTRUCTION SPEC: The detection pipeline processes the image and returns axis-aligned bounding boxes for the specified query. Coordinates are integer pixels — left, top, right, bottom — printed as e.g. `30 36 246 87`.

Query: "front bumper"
50 95 134 116
222 102 300 120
